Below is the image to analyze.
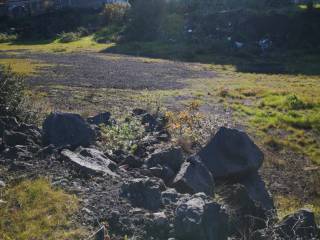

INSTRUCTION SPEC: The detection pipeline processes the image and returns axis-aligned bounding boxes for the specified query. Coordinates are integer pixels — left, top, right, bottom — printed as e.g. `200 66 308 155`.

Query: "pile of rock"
0 111 319 240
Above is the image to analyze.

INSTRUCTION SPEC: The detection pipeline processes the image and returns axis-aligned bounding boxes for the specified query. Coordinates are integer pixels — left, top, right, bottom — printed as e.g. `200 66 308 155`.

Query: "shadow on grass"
10 38 56 46
102 41 320 76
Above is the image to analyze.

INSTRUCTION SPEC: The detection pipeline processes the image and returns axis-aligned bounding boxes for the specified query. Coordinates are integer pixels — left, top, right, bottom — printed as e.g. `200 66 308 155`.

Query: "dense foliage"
0 0 319 51
122 0 320 50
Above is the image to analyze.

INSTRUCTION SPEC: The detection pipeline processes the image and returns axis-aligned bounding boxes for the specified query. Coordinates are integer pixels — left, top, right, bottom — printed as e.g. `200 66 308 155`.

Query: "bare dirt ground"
1 51 215 89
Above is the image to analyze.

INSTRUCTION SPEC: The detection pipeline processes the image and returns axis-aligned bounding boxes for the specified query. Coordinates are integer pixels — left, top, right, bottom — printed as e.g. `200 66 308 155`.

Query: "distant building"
0 0 129 17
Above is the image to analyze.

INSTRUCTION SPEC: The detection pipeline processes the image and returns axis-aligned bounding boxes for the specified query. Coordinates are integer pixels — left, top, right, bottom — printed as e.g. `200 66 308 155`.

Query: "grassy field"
0 58 52 76
208 67 320 165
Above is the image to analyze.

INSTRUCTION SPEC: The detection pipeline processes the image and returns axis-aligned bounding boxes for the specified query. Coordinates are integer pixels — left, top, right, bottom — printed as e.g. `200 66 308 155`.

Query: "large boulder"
173 155 214 196
275 209 319 239
174 193 228 240
198 127 263 179
120 177 166 211
43 112 95 148
61 148 117 177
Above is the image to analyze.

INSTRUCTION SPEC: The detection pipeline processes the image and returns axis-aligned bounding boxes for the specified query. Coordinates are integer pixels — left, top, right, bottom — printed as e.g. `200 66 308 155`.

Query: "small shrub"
0 33 17 43
165 101 208 148
0 66 25 117
100 116 145 153
76 27 90 37
0 66 51 124
18 91 52 126
58 32 81 43
285 94 308 110
219 89 230 98
94 25 123 43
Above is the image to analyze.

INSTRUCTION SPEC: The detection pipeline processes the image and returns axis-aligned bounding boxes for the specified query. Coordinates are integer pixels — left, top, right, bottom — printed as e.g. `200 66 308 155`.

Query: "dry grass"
0 58 52 76
0 178 87 240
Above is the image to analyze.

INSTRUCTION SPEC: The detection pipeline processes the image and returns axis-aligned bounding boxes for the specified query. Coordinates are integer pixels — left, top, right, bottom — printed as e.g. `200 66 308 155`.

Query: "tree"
125 0 166 41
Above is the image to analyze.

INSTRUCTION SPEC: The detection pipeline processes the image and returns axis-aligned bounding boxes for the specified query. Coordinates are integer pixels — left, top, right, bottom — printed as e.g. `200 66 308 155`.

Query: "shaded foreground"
0 111 319 239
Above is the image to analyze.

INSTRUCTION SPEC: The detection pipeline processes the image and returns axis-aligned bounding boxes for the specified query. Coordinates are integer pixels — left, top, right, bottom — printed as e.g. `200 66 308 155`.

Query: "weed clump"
285 94 309 110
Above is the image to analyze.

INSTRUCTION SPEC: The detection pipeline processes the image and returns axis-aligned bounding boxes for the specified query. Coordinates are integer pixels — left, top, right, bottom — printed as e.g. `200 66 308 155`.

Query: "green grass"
275 195 320 225
210 69 320 165
0 58 52 76
0 178 86 240
0 36 113 53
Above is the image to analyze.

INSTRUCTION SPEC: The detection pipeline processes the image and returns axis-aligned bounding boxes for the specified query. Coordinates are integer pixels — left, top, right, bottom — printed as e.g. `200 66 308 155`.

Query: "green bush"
58 32 81 43
285 94 309 110
0 33 17 43
0 66 25 117
100 116 145 153
94 25 123 43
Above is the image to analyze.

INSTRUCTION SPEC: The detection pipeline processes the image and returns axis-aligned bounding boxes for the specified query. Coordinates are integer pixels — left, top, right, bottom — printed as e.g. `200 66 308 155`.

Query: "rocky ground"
0 50 319 239
0 111 319 240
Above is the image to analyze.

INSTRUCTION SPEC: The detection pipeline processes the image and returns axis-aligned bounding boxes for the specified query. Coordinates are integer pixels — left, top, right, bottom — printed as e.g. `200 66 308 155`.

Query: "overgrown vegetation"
165 101 208 151
1 0 319 55
0 178 86 240
99 115 145 154
0 66 25 117
0 66 51 124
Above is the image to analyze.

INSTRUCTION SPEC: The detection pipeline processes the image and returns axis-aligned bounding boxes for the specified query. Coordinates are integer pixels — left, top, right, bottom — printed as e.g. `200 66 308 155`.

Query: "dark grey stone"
174 193 228 240
199 127 263 179
173 155 214 196
275 209 319 239
87 112 111 126
145 147 183 174
43 112 95 148
3 130 31 147
121 177 165 210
